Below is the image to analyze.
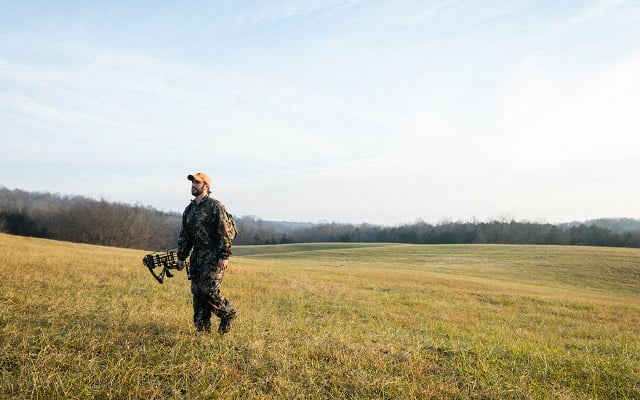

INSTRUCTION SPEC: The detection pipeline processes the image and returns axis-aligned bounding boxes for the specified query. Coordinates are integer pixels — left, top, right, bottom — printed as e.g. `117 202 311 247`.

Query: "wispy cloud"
235 0 359 25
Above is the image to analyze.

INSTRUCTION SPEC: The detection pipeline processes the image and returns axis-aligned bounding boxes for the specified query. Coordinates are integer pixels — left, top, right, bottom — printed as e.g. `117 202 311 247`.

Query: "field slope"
1 233 639 399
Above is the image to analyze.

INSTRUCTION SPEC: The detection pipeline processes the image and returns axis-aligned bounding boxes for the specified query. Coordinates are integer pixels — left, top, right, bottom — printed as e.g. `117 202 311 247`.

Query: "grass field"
1 233 639 399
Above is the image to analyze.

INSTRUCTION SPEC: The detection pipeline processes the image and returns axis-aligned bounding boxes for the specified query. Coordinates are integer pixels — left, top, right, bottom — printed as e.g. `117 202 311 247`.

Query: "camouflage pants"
189 250 235 332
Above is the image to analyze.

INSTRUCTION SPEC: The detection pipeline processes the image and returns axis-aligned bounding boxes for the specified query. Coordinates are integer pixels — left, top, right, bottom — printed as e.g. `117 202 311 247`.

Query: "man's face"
191 180 206 196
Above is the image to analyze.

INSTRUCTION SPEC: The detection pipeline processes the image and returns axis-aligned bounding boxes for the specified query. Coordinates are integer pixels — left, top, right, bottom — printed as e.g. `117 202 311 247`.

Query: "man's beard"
191 186 205 196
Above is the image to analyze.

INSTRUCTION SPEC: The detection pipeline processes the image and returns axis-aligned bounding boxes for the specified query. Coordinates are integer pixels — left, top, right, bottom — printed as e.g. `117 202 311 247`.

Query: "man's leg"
206 270 236 334
191 281 212 332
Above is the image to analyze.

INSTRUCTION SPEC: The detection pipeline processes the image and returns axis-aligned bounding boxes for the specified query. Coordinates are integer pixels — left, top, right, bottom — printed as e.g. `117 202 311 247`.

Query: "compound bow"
142 250 189 284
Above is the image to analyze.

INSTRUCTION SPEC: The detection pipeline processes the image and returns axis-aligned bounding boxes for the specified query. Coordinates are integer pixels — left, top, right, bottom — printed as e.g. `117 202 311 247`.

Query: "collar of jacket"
193 194 210 206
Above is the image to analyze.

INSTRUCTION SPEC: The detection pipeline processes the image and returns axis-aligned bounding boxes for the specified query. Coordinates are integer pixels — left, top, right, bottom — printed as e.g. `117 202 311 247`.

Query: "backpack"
205 197 237 241
222 208 238 241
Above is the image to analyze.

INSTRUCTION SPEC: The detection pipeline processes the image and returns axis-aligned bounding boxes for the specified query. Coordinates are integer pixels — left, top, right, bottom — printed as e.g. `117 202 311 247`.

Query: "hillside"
1 233 639 399
563 217 640 233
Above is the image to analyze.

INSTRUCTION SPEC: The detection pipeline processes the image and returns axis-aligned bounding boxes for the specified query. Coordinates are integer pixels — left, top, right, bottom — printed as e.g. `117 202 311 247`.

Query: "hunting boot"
218 310 236 335
196 321 211 333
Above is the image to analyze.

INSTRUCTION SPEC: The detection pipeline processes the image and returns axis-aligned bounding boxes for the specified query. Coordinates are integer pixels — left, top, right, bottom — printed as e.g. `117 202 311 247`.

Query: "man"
177 172 237 334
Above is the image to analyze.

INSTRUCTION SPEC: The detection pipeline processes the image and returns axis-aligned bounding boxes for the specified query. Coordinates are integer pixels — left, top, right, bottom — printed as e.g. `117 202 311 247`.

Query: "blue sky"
1 1 639 225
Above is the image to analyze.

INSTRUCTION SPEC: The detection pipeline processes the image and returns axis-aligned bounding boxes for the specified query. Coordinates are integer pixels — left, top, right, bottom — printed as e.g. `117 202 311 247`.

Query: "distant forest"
1 187 640 250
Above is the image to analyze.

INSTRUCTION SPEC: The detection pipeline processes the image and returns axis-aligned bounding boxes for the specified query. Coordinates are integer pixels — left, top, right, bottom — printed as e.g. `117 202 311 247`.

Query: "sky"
1 0 639 225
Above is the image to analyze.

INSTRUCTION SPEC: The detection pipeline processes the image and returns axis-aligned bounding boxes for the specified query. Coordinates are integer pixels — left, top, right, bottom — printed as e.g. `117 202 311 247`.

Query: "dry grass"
1 234 639 399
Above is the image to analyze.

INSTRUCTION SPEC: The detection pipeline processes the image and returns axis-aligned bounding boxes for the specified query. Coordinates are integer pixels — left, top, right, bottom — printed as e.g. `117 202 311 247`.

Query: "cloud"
563 0 626 28
235 0 358 25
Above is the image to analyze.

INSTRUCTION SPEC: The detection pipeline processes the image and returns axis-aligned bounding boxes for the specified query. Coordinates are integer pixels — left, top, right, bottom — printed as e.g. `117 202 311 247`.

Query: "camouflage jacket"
177 195 233 262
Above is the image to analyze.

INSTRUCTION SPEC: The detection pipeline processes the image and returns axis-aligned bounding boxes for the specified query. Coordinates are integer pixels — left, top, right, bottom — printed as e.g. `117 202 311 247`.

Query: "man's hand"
177 260 186 271
217 258 229 271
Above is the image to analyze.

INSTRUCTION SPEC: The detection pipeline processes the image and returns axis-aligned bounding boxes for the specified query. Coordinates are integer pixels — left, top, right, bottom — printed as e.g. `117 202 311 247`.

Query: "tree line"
1 187 639 249
0 188 180 250
279 219 640 248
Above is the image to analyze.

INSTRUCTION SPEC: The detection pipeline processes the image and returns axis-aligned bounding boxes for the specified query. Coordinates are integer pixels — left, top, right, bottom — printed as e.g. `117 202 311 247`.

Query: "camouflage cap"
187 172 211 188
